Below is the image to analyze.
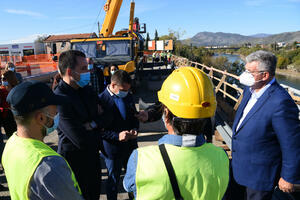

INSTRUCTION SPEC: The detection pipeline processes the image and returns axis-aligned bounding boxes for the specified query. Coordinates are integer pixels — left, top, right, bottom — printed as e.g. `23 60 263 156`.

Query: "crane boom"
100 0 123 37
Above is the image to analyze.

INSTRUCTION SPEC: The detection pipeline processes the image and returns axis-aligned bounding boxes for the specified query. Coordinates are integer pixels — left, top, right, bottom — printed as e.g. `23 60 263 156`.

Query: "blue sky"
0 0 299 44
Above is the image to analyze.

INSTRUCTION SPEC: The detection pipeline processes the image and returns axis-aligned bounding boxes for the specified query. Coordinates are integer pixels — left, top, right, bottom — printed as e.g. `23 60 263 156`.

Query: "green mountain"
185 31 300 46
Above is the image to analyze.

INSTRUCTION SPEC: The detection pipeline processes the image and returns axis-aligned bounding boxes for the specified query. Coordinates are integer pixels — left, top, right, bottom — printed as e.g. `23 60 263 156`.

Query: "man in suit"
54 50 103 200
231 50 300 200
98 70 139 200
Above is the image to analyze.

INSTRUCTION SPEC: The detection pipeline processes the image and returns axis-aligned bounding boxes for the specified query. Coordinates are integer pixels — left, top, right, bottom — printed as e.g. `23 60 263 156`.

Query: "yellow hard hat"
158 67 216 119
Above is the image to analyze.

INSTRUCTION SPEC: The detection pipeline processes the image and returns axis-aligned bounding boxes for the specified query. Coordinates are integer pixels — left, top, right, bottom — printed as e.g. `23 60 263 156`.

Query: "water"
213 53 300 90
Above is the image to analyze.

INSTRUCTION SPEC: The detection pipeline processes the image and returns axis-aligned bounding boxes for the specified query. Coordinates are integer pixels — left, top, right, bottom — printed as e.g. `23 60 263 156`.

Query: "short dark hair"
111 70 131 85
14 110 37 126
108 64 119 76
58 50 86 76
163 105 208 135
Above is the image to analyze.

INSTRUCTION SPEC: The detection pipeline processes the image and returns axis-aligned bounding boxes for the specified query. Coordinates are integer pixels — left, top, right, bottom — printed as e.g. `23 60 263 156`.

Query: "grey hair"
245 50 277 76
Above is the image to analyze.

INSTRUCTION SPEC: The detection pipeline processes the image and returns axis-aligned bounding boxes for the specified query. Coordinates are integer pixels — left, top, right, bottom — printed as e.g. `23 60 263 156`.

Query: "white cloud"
4 9 45 18
58 16 94 20
0 34 48 44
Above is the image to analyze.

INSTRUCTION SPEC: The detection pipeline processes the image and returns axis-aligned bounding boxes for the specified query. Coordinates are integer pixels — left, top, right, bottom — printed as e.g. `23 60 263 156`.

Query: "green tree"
34 35 48 43
277 56 289 69
154 29 159 41
145 32 150 50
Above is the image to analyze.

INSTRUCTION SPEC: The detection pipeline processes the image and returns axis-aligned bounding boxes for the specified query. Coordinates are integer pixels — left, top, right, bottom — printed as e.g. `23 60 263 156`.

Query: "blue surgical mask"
44 114 59 135
8 68 15 72
88 64 93 70
75 72 90 88
2 81 9 86
110 70 116 75
116 90 128 98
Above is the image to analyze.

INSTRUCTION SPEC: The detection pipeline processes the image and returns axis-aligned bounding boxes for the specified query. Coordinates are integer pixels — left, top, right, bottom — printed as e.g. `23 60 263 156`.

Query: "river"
213 53 300 90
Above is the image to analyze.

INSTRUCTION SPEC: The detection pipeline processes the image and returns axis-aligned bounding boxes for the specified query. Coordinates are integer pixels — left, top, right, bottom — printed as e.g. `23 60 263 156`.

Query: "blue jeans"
101 153 127 200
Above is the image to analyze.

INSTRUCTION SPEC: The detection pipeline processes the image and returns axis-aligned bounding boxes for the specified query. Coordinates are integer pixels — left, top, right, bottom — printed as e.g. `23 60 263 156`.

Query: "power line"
90 0 107 35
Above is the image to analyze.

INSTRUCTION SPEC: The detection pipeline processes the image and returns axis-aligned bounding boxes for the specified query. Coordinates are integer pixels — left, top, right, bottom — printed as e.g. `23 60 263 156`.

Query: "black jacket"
54 80 103 153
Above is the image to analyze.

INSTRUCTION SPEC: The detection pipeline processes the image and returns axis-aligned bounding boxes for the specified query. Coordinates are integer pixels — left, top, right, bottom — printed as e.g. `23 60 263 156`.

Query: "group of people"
152 51 172 65
0 49 299 200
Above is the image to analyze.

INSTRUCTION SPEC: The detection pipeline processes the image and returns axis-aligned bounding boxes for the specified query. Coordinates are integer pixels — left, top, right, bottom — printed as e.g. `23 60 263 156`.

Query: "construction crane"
70 0 146 78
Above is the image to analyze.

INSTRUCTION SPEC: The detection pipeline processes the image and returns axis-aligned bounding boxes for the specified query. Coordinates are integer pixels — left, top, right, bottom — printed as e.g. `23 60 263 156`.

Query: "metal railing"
172 55 300 150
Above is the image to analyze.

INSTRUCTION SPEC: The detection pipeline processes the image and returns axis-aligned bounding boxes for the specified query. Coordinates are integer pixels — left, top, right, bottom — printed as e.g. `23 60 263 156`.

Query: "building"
43 33 97 54
147 40 173 51
0 42 45 57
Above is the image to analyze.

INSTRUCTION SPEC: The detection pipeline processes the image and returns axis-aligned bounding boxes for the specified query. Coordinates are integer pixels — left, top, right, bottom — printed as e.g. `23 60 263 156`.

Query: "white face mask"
239 71 255 86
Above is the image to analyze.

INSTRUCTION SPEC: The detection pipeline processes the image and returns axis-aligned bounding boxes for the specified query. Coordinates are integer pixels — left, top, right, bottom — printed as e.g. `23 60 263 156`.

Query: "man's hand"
279 177 294 193
119 131 130 142
135 110 148 122
128 129 138 139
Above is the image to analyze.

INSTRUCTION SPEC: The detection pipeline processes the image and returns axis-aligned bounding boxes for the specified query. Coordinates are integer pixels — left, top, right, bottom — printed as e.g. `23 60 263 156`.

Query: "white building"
0 42 45 57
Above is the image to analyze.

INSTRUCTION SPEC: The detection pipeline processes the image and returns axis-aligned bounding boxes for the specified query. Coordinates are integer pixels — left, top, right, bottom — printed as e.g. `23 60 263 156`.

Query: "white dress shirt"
236 78 275 131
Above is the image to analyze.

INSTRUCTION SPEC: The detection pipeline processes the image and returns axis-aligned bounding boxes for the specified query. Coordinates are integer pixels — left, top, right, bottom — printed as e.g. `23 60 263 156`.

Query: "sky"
0 0 300 44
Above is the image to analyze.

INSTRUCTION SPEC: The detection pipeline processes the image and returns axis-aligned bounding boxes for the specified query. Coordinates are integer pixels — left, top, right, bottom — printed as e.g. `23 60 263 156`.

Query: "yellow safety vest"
135 143 229 200
2 133 81 200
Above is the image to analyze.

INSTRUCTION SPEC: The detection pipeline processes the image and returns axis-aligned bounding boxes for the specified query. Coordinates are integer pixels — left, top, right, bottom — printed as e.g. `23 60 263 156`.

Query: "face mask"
75 72 90 88
239 71 255 86
43 114 59 135
110 70 116 75
87 64 93 70
8 68 15 72
2 81 9 86
116 90 128 98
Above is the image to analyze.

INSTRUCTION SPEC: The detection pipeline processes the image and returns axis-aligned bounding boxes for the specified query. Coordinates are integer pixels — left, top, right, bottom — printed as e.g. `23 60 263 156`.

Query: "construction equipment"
70 0 146 78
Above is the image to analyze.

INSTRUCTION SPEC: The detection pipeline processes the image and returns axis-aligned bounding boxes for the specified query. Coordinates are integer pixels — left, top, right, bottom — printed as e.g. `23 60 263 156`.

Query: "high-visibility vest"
135 143 229 200
2 133 81 200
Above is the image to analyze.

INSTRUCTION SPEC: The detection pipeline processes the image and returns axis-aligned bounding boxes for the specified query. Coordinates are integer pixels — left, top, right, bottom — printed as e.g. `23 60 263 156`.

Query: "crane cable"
89 0 107 35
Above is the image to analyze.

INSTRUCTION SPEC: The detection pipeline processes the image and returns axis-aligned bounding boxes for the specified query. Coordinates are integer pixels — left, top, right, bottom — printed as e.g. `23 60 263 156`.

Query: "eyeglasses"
245 69 265 75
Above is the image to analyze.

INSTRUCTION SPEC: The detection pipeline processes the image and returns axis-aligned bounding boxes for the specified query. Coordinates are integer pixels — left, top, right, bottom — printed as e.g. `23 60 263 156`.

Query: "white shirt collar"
106 85 115 96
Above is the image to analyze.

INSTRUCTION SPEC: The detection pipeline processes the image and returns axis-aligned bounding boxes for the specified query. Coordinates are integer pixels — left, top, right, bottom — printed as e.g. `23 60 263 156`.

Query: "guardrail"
172 55 300 150
172 55 300 107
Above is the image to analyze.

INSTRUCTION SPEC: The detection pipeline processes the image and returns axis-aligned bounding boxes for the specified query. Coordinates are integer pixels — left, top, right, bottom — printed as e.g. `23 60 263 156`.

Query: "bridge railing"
172 55 300 107
172 55 244 110
172 55 300 150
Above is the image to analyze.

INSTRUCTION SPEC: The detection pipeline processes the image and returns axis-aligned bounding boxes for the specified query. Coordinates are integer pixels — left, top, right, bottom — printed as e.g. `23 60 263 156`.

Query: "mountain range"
184 31 300 46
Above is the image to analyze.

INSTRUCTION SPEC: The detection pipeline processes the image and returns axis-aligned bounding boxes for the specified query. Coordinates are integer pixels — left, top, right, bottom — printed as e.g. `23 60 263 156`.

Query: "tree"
145 32 150 50
34 35 48 43
277 56 289 69
154 29 159 41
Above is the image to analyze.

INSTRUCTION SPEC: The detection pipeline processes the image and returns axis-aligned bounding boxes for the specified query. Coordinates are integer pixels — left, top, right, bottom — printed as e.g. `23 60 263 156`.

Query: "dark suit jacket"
232 81 300 191
54 80 103 153
98 88 139 159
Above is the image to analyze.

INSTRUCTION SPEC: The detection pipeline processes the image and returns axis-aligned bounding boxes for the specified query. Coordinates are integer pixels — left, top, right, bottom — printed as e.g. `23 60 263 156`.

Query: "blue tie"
114 96 126 120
